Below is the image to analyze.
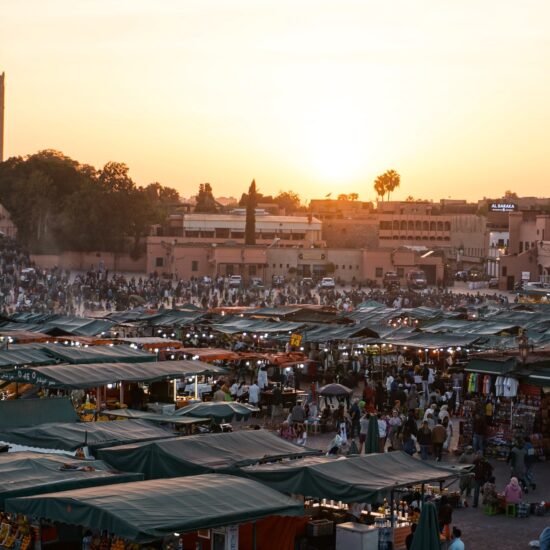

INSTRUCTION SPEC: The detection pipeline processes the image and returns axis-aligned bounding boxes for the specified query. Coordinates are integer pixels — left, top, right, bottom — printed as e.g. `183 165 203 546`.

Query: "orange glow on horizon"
1 0 550 202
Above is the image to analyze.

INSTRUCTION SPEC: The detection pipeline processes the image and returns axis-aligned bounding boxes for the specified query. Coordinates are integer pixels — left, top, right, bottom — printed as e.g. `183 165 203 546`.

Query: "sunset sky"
1 0 550 202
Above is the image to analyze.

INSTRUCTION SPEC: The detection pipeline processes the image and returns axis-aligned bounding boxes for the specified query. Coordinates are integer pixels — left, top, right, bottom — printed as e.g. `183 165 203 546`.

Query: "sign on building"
490 202 517 212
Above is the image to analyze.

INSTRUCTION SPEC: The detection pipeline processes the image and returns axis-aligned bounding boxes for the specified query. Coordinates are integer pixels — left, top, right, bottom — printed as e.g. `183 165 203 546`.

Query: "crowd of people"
1 235 517 318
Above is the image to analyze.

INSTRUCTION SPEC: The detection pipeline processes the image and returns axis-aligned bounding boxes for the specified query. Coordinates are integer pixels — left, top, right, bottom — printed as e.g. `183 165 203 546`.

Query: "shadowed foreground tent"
0 452 143 508
364 414 380 454
238 451 467 503
410 501 440 550
98 429 321 479
0 419 175 452
5 474 304 543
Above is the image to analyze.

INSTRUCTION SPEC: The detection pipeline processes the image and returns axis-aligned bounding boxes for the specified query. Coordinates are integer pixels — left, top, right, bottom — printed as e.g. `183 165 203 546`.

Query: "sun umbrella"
364 415 380 454
318 383 353 397
173 401 259 422
410 501 440 550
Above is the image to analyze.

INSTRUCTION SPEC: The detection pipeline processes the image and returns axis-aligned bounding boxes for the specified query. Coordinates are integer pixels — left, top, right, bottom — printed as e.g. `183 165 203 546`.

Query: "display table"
336 522 379 550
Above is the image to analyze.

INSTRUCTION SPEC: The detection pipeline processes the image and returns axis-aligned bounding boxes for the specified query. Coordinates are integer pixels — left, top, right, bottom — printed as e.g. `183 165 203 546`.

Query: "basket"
307 519 334 537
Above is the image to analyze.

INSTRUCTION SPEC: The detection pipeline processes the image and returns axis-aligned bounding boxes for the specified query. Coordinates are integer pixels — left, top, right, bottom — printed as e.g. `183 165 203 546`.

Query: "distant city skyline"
2 1 550 201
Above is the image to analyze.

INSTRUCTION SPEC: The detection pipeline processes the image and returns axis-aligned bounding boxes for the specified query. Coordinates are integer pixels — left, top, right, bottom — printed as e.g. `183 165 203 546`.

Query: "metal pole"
390 489 395 529
252 522 257 550
119 382 124 406
421 483 425 503
195 375 199 400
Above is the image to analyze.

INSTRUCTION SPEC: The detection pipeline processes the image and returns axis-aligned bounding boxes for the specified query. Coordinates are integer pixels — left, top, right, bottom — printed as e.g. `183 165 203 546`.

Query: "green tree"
504 190 518 199
195 183 218 213
348 193 359 201
374 169 401 201
275 190 301 212
245 179 257 245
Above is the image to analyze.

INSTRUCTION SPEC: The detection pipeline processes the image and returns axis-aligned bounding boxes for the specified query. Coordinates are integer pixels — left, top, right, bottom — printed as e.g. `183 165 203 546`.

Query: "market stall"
237 451 467 549
0 419 175 453
0 452 143 508
98 429 320 479
5 474 305 550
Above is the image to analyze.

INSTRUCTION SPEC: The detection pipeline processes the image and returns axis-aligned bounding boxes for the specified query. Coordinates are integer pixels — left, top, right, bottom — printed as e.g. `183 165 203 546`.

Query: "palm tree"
373 169 401 201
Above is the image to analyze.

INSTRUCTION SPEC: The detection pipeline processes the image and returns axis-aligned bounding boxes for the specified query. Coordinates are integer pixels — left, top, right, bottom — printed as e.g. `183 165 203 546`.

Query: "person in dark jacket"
417 420 432 460
472 451 493 507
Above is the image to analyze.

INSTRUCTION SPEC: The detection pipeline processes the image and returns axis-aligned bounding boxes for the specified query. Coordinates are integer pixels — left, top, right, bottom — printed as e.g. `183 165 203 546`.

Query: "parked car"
488 277 499 288
300 277 315 287
228 275 242 288
383 271 400 290
406 269 427 290
319 277 336 290
455 271 468 282
467 269 483 281
272 275 285 287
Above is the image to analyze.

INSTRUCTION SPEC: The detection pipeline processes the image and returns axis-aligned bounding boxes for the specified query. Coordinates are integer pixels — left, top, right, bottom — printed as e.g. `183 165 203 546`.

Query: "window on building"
291 233 305 240
262 232 275 240
342 265 346 269
191 260 198 272
226 264 234 275
201 231 214 238
380 221 392 230
349 265 352 270
423 221 429 231
444 222 451 231
215 228 230 238
415 221 422 230
437 221 443 231
502 266 507 277
155 257 164 267
397 267 404 277
248 265 257 276
519 242 523 253
185 230 200 238
375 267 383 278
525 242 529 250
231 231 244 239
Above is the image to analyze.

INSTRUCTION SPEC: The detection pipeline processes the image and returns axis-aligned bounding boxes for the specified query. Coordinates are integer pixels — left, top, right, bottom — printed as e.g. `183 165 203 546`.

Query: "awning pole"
195 375 198 400
390 489 395 529
119 382 124 406
252 521 257 550
96 386 101 411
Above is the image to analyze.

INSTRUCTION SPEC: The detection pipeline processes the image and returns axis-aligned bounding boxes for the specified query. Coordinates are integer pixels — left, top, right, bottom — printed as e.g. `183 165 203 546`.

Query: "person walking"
417 420 432 460
508 439 528 491
432 420 447 462
472 451 493 508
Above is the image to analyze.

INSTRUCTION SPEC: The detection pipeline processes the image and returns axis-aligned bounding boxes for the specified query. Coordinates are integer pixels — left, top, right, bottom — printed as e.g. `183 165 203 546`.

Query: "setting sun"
1 0 550 200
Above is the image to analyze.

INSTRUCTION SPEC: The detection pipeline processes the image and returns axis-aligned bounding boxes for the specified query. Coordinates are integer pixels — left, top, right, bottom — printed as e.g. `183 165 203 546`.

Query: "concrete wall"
30 251 146 273
322 219 379 248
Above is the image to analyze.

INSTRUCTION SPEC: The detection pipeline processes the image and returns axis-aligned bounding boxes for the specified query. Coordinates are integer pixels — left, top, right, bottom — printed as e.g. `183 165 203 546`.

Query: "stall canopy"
98 430 321 479
465 357 517 375
0 419 175 452
238 451 467 503
103 408 210 426
0 398 78 430
0 348 57 368
172 401 259 422
1 360 227 389
39 344 156 364
5 474 304 542
0 452 143 507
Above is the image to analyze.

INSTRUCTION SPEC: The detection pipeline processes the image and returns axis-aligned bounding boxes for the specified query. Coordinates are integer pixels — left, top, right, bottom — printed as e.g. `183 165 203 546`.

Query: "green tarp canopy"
238 451 467 503
0 419 175 452
0 452 143 508
103 408 210 426
0 348 57 368
40 344 156 364
0 398 78 430
98 430 321 479
1 359 227 389
172 401 259 422
465 357 517 375
5 474 304 541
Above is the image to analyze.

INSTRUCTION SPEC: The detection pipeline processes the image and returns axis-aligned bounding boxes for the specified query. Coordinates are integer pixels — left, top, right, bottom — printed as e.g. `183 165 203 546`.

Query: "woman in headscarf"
503 476 523 504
